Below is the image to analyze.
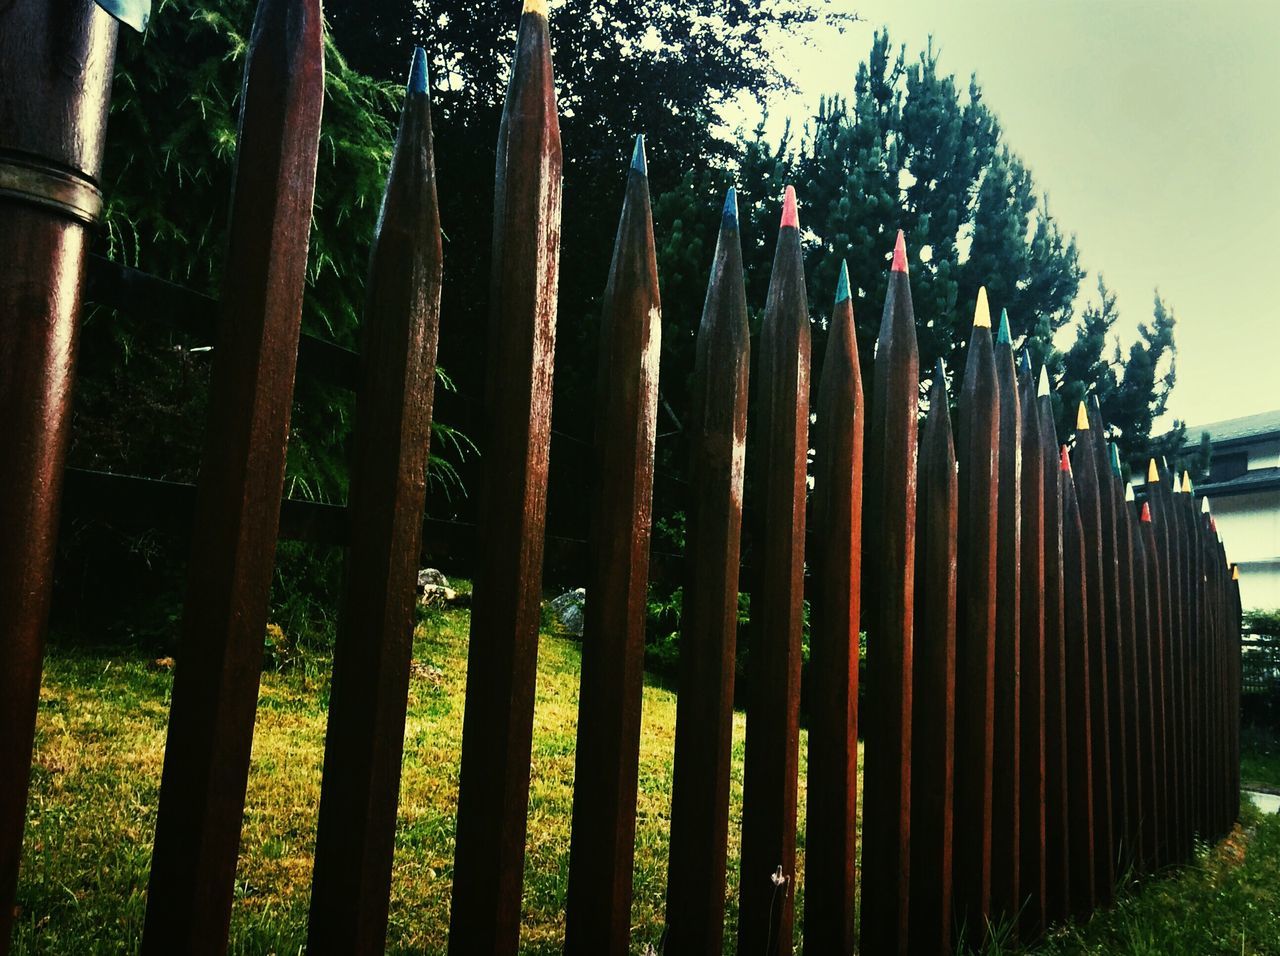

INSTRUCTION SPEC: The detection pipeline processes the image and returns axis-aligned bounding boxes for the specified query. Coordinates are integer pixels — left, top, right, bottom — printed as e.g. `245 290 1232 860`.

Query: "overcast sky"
761 0 1279 429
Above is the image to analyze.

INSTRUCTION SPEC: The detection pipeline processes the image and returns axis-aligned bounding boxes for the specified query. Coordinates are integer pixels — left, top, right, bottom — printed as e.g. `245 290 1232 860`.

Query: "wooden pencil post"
1071 405 1115 903
990 310 1022 929
308 49 444 952
804 262 864 955
564 136 662 956
907 363 958 956
859 231 919 955
562 130 663 956
449 2 562 948
142 1 324 948
0 3 124 945
1016 353 1046 940
664 188 750 954
1061 448 1097 918
1038 374 1071 925
953 288 998 942
1139 502 1169 867
739 186 811 956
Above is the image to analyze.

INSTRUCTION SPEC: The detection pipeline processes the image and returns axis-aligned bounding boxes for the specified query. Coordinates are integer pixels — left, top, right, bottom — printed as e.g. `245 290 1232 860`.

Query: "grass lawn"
1241 726 1280 792
13 592 1280 954
14 593 822 954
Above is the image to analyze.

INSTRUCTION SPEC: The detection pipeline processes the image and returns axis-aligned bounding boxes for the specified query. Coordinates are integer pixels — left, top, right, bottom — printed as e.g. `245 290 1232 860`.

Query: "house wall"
1212 489 1280 611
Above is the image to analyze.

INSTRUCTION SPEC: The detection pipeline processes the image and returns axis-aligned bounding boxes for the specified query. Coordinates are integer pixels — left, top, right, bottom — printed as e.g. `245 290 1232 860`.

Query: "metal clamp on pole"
0 151 104 225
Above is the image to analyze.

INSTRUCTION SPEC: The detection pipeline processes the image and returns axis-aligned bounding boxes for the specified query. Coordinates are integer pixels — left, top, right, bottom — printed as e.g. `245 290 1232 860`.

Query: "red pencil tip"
781 186 799 229
1141 502 1152 523
891 229 908 273
1059 445 1070 473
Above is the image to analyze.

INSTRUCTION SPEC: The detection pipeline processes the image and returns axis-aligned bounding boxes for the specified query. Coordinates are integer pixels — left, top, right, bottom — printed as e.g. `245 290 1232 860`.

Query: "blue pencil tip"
935 358 947 382
835 262 851 303
723 187 738 226
997 308 1012 345
631 135 647 175
95 0 150 31
408 47 428 94
1018 350 1032 376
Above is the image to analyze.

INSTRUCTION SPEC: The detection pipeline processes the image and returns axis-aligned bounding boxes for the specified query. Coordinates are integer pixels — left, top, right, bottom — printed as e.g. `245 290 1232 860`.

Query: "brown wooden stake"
563 136 662 956
1126 492 1159 874
1016 354 1046 940
1178 483 1203 840
1061 449 1097 919
859 230 918 956
1085 399 1128 882
307 49 444 950
1140 502 1169 867
449 2 562 949
990 312 1021 931
142 1 324 948
1112 465 1143 872
907 362 957 956
953 288 998 944
804 262 863 956
0 4 122 946
1071 405 1115 904
1038 375 1070 925
1148 459 1182 864
663 187 750 954
739 186 811 956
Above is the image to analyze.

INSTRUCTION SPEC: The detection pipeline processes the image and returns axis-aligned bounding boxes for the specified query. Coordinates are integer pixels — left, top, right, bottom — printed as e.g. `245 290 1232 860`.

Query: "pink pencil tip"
891 230 908 273
781 186 799 229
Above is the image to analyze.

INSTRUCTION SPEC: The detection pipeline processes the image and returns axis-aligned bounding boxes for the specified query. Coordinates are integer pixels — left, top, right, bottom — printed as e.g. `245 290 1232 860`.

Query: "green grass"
14 596 820 954
14 597 1280 954
1241 726 1280 792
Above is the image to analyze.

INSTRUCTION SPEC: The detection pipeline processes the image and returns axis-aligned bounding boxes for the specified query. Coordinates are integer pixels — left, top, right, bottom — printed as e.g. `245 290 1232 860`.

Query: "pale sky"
763 0 1280 429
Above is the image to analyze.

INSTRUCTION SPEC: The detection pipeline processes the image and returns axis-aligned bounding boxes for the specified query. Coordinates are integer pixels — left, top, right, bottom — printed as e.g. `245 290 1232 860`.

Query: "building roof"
1197 466 1280 499
1184 409 1280 447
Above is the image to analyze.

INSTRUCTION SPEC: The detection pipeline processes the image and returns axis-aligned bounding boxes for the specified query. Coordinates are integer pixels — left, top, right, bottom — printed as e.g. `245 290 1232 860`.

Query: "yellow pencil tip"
523 0 548 15
1147 458 1159 483
973 287 992 329
1181 471 1192 493
1233 566 1240 581
1076 401 1089 431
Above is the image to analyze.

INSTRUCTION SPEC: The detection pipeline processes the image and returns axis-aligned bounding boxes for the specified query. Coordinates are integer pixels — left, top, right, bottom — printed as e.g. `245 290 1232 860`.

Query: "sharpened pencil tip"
781 186 799 229
408 47 428 94
1038 365 1051 398
1060 445 1071 473
974 287 992 329
1202 496 1211 514
523 0 548 16
1233 564 1240 581
935 357 947 383
1181 471 1193 494
1076 401 1089 431
1018 350 1032 377
1141 502 1152 522
95 0 151 32
836 261 851 303
1126 482 1136 502
722 187 738 227
997 308 1012 345
1148 458 1159 483
1110 443 1123 477
631 134 647 175
892 230 908 273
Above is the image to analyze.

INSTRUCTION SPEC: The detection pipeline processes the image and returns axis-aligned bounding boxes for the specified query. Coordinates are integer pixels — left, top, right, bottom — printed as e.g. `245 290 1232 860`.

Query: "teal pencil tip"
94 0 150 32
835 261 851 303
408 47 428 94
723 187 738 226
997 308 1012 345
1110 443 1123 477
631 134 647 176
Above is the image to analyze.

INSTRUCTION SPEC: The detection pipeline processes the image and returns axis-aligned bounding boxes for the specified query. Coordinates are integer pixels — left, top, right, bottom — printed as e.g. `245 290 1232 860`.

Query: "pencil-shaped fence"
0 1 1245 954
